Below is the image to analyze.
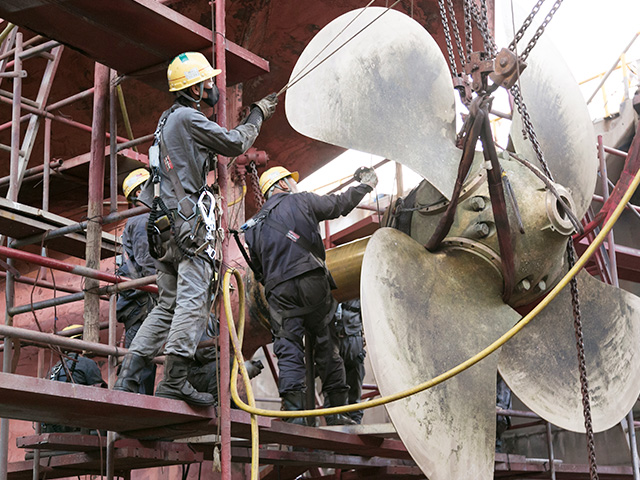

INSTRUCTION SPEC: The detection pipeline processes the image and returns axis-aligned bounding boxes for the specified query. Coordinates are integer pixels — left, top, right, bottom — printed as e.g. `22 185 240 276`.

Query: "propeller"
361 227 519 480
285 6 459 199
286 6 640 480
499 270 640 433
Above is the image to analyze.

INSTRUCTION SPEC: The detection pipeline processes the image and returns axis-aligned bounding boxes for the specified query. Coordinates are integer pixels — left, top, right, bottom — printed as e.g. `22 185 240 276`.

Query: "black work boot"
324 391 357 426
281 390 307 426
155 354 215 407
114 353 148 393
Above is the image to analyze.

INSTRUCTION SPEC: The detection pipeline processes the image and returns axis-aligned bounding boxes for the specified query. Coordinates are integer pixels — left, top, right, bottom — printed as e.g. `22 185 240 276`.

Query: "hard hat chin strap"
177 81 205 110
282 177 294 192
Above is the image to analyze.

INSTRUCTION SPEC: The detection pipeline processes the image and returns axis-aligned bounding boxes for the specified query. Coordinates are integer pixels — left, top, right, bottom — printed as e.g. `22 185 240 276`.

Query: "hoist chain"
566 243 600 480
463 0 473 64
510 0 565 61
438 0 459 76
470 0 496 57
509 84 554 181
248 161 265 208
445 0 466 68
508 0 545 51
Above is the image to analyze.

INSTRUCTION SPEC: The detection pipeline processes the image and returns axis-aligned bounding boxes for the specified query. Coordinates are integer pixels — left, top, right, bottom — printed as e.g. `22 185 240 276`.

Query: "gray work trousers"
127 254 213 359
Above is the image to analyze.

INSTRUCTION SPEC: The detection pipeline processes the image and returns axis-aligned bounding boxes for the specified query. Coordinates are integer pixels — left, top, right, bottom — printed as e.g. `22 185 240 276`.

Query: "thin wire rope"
277 0 402 96
280 0 376 95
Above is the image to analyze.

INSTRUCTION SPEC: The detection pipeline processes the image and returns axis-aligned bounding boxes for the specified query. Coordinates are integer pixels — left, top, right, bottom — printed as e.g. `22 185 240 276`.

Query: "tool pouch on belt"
147 198 172 259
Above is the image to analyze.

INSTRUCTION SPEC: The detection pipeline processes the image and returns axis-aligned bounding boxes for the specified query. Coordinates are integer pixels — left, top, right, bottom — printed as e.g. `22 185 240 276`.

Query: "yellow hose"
222 269 259 480
224 161 640 420
228 185 247 207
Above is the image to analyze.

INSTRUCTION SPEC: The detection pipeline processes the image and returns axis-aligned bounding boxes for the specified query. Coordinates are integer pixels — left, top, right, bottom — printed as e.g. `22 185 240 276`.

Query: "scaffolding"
0 1 639 480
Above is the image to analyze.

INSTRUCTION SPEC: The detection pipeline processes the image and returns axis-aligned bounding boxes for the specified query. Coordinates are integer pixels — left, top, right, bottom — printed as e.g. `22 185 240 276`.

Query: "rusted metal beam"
84 61 110 341
213 1 233 478
0 0 269 88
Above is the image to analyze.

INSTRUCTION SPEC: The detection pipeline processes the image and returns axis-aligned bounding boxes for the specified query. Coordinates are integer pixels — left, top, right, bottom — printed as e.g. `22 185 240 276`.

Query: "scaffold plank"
315 466 426 479
8 444 203 480
0 197 117 259
252 421 412 460
0 0 269 87
0 372 216 434
494 460 634 479
230 446 417 470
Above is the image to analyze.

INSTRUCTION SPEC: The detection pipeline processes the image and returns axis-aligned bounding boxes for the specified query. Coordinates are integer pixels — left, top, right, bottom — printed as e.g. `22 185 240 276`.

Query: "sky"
298 0 640 196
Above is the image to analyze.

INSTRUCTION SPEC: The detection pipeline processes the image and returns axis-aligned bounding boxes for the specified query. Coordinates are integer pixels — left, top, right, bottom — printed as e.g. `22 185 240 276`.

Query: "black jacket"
245 184 371 294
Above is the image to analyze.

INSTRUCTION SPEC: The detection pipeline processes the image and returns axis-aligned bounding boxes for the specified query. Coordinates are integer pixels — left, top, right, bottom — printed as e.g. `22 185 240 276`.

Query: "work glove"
353 166 378 189
244 359 264 379
251 93 278 121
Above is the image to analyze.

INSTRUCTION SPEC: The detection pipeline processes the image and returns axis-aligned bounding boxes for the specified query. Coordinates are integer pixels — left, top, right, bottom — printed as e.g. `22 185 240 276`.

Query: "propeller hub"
408 155 575 307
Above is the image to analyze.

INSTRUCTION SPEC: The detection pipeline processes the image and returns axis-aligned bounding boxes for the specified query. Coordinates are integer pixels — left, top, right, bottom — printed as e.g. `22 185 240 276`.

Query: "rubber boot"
155 354 215 407
114 353 148 393
281 390 307 426
324 391 357 426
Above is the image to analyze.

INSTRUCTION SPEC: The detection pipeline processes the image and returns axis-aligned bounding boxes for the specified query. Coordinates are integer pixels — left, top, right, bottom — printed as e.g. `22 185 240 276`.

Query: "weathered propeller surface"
286 5 640 480
509 34 598 218
285 6 459 199
361 228 519 480
499 270 640 432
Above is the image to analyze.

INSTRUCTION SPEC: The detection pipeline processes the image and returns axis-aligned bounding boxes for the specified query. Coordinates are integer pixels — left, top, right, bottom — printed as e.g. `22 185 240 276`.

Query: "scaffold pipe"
0 246 158 294
7 275 157 316
0 323 123 357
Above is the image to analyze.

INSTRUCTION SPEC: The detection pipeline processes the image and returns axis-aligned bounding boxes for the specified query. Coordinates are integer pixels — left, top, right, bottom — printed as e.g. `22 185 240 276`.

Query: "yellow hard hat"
123 168 150 200
259 166 299 196
62 324 83 340
167 52 221 92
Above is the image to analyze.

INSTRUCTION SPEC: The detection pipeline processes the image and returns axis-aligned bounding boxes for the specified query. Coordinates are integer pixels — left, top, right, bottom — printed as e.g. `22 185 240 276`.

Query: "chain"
445 0 466 69
566 243 600 480
470 0 496 57
463 0 473 64
509 84 554 180
438 0 459 76
508 0 545 51
520 0 564 60
248 161 265 208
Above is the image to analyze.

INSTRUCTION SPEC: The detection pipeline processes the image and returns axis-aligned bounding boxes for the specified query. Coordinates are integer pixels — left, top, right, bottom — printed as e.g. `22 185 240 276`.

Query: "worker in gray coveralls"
114 51 277 406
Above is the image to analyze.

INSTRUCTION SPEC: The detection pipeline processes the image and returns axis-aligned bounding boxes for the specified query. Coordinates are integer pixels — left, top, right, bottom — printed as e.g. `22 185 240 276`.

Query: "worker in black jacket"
42 325 106 433
244 165 377 425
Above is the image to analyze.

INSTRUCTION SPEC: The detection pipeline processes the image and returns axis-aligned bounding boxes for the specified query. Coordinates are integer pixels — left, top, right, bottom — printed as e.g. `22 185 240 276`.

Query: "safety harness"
50 353 79 383
239 194 335 345
147 105 221 261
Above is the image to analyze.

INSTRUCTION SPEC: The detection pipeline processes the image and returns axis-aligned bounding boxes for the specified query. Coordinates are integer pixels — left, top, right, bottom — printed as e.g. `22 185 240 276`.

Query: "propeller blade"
499 270 640 432
361 228 519 480
285 7 459 199
509 34 598 218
